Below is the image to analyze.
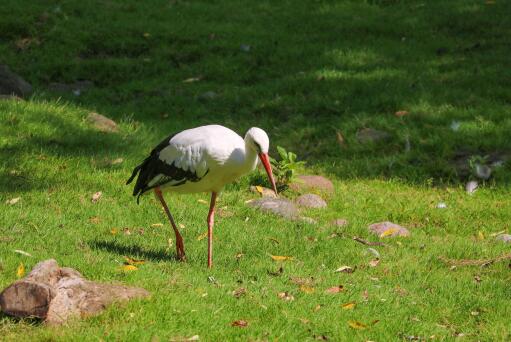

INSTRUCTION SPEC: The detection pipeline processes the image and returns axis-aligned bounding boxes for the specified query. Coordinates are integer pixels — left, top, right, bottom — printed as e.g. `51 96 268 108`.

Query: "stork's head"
245 127 278 196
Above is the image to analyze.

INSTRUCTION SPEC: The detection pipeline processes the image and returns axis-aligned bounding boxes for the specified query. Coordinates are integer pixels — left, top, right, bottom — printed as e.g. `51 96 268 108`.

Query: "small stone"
87 112 118 133
248 198 299 219
295 194 327 209
466 181 478 194
356 128 390 143
0 64 33 97
289 175 334 194
496 234 511 243
198 91 217 101
331 219 349 227
368 221 410 238
474 164 491 180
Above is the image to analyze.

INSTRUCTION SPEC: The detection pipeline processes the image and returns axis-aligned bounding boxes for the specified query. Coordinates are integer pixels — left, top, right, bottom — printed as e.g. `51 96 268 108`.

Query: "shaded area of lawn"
1 0 510 186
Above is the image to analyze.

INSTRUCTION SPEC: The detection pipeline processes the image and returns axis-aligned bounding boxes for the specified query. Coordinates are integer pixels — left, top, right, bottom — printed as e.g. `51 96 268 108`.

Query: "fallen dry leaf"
151 223 164 228
336 131 346 147
232 287 247 298
395 110 409 117
121 265 138 272
182 76 202 83
16 262 25 278
369 259 380 267
325 285 344 294
124 257 145 265
334 266 354 273
231 320 248 327
348 320 367 330
313 304 322 312
91 191 102 203
278 291 295 301
89 216 101 224
362 290 369 301
123 227 131 235
271 255 294 261
300 285 315 294
477 231 485 240
110 228 118 235
197 199 208 204
342 302 356 310
255 185 264 194
5 197 21 205
289 276 314 286
197 232 208 241
380 228 399 238
13 249 32 257
235 252 244 259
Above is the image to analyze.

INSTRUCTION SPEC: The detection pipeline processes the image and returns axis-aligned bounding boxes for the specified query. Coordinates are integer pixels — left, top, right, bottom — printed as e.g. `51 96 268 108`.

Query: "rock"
87 112 119 133
356 128 390 143
295 194 327 209
474 164 491 180
466 181 478 194
248 198 299 219
48 80 93 95
0 64 33 97
368 221 410 238
198 91 217 101
0 259 149 324
250 185 277 198
496 234 511 243
289 175 334 194
0 94 23 101
331 219 349 227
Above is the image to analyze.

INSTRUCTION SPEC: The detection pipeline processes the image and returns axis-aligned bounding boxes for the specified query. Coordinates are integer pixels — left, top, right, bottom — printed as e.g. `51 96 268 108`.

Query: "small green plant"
270 146 306 189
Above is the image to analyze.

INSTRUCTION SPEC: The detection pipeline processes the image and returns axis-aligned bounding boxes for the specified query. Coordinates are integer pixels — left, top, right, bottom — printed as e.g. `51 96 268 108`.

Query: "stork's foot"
176 237 186 262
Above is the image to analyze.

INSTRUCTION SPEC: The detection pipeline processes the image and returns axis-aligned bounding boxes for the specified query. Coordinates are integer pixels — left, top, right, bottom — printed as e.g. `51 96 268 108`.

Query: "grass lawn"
1 0 511 340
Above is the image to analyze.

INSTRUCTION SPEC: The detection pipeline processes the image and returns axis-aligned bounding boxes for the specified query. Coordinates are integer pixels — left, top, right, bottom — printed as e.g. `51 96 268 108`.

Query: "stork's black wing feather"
126 132 207 203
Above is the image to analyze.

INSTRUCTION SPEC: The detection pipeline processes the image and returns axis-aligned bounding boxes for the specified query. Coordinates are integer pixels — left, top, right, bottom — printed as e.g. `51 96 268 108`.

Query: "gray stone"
248 198 299 219
0 65 33 97
356 128 390 143
0 259 149 325
289 175 334 194
87 112 118 133
369 221 410 237
496 234 511 243
331 218 349 227
295 194 327 209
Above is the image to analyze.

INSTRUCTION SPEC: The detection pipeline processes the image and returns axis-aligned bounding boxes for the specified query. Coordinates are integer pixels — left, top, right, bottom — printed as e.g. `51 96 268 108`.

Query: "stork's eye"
254 142 262 153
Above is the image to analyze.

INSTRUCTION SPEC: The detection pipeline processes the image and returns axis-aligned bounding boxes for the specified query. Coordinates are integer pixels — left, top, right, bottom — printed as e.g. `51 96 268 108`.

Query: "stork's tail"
126 157 152 204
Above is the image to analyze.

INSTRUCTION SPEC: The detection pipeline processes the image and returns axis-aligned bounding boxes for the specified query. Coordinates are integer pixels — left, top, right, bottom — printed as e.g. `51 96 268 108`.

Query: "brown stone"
368 222 410 238
0 259 149 324
331 219 349 227
87 112 119 133
295 194 327 209
289 175 334 194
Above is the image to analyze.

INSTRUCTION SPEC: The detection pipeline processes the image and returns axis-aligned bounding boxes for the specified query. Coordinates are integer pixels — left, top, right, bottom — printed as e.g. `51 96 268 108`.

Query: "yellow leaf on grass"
124 257 145 265
342 302 356 310
197 199 208 204
151 223 164 228
255 185 264 194
477 231 485 240
300 285 315 294
270 255 294 261
380 228 399 238
197 232 208 241
348 320 367 330
16 263 25 278
122 265 138 272
110 228 118 235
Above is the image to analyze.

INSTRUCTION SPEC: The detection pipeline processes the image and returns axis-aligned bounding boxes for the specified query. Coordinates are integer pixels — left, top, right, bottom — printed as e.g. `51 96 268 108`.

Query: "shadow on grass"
89 239 176 262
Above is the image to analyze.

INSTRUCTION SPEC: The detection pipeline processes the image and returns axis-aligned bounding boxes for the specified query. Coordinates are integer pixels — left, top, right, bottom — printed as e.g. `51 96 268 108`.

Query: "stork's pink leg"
154 187 186 261
207 192 217 268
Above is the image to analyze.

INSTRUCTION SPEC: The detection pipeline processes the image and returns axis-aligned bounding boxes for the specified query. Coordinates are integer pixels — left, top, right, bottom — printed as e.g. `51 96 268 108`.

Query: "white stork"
127 125 277 268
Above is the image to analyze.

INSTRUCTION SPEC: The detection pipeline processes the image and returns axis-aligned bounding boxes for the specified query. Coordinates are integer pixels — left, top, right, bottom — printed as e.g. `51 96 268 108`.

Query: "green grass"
1 0 511 340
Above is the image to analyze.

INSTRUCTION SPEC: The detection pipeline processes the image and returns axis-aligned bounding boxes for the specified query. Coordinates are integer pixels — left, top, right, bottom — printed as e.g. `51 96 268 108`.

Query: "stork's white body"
148 125 259 194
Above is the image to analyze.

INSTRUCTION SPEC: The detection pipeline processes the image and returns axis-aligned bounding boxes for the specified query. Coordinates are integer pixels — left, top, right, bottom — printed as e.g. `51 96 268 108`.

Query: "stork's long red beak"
258 153 278 196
